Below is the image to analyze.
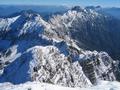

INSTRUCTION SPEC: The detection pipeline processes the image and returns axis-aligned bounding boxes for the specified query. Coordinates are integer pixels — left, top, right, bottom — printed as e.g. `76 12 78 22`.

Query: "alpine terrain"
0 6 120 90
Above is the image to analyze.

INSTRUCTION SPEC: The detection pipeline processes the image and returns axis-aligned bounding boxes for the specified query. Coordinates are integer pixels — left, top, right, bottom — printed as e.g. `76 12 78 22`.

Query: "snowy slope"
0 46 92 87
0 81 120 90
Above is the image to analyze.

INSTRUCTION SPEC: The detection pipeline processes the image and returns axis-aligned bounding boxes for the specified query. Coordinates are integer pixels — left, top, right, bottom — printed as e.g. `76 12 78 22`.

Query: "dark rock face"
69 15 120 60
67 44 119 84
79 52 117 84
50 7 120 60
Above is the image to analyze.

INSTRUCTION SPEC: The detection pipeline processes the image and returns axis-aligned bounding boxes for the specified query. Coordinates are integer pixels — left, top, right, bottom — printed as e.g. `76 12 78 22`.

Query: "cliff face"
79 51 117 84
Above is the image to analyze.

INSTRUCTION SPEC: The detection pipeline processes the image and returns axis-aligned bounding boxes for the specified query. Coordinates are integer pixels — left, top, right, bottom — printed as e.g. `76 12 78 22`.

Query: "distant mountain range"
86 6 120 19
0 5 120 19
100 7 120 19
0 5 69 18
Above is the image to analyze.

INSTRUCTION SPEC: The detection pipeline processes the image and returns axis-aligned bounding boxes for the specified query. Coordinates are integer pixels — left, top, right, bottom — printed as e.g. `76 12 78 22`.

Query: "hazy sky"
0 0 120 7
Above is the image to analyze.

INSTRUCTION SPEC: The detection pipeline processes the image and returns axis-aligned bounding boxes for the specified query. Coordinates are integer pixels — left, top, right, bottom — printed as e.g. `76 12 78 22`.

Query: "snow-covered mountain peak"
71 6 84 12
49 6 100 28
0 10 51 39
20 10 39 19
0 6 120 89
71 6 99 16
0 15 20 31
47 7 102 46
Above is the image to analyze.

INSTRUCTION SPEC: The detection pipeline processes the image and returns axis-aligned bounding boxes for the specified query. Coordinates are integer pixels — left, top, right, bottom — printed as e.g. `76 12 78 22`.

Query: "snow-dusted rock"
79 51 117 84
0 46 91 87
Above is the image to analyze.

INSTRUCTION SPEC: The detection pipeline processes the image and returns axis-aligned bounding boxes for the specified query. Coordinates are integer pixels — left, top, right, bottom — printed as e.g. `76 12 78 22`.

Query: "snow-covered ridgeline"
0 6 120 89
0 46 91 87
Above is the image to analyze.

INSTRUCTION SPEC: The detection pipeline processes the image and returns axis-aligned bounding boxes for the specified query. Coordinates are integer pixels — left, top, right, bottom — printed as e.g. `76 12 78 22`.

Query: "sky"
0 0 120 7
